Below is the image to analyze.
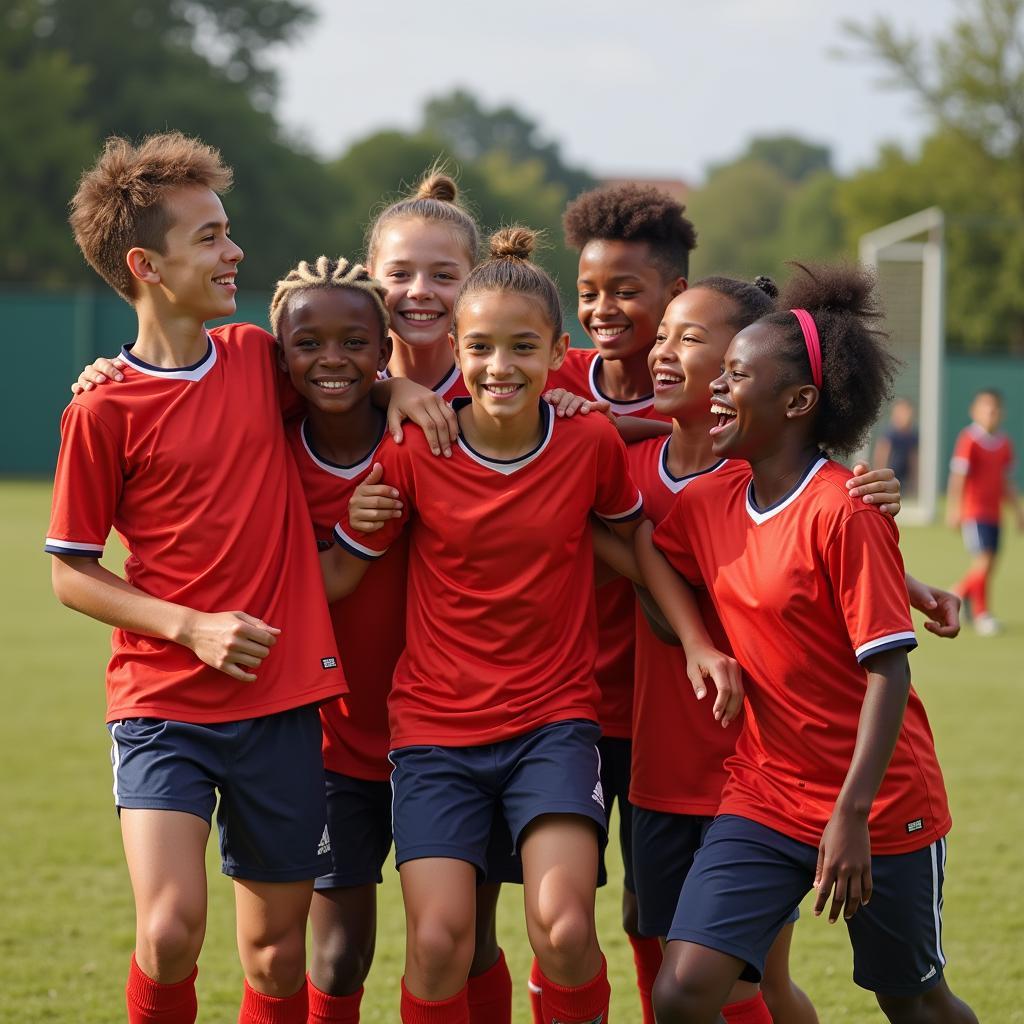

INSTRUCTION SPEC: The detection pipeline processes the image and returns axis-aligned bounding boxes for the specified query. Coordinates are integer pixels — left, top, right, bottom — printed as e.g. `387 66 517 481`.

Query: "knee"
877 986 979 1024
310 926 375 995
241 930 306 994
652 968 718 1024
408 917 474 979
532 904 597 966
622 889 640 936
137 906 204 973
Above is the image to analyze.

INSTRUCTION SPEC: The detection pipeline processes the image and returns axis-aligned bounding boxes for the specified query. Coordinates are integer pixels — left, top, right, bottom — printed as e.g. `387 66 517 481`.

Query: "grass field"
3 479 1022 1022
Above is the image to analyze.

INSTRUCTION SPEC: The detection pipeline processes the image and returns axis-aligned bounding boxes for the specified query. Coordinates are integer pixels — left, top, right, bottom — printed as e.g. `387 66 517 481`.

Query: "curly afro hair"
756 262 899 457
562 183 697 281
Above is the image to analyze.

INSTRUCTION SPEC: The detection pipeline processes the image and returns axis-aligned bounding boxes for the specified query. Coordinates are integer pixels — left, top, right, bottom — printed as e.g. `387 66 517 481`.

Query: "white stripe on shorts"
930 838 947 968
109 722 122 805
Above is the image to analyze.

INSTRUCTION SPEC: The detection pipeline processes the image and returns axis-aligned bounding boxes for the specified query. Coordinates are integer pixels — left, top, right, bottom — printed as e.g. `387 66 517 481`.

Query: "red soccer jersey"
548 347 669 738
627 439 743 815
288 417 409 781
46 324 344 724
653 456 951 854
950 424 1014 523
334 400 644 748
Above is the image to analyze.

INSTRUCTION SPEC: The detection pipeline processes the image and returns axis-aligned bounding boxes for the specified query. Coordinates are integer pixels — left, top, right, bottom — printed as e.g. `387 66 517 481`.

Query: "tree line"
3 0 1021 352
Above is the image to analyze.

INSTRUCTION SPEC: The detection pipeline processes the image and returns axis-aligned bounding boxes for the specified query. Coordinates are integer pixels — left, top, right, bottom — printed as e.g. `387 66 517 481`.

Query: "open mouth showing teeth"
314 380 354 391
401 312 442 322
594 326 627 338
656 373 682 385
709 402 737 431
213 275 235 285
483 383 523 395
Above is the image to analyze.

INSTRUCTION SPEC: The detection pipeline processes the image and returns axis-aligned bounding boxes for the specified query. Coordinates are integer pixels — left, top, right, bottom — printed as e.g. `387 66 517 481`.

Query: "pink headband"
790 308 822 389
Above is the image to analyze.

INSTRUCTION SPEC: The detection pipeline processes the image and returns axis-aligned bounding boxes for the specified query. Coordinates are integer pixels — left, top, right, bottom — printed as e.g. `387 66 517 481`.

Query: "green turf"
4 480 1022 1022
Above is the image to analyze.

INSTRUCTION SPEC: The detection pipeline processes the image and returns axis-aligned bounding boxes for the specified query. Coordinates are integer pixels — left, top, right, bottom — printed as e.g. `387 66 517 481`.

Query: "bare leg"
876 979 979 1024
121 809 209 983
309 884 377 995
760 922 818 1024
471 882 502 976
234 877 313 996
521 814 601 985
654 938 745 1024
400 857 477 999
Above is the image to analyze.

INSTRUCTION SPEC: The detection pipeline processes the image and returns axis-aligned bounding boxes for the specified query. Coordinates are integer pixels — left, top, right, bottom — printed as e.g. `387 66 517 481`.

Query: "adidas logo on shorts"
591 780 605 810
317 825 331 856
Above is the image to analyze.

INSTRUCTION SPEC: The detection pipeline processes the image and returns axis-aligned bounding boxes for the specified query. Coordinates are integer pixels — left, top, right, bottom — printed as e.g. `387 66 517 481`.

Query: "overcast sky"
269 0 959 183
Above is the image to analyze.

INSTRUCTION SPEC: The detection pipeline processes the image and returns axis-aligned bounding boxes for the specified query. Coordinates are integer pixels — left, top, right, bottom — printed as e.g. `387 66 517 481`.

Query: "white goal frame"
859 207 945 525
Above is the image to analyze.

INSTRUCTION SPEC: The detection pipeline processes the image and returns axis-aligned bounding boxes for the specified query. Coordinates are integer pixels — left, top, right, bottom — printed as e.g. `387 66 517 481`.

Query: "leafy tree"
839 0 1024 351
422 89 595 198
710 136 832 184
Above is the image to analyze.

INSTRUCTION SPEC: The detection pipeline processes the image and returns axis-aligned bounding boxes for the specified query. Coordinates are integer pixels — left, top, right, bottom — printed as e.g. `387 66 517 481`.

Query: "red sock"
238 978 308 1024
628 933 662 1024
400 978 470 1024
539 956 610 1024
528 957 544 1024
723 991 773 1024
467 949 512 1024
126 955 198 1024
307 976 363 1023
973 566 991 615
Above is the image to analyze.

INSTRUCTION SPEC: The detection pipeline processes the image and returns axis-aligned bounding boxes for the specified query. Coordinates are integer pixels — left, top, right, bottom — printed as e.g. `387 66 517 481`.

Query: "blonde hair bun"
415 171 459 204
488 225 537 262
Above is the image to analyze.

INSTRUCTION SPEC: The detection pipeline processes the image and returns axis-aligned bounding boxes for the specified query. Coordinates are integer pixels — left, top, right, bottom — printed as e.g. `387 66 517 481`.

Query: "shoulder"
560 347 597 370
626 435 664 471
813 462 899 542
209 322 277 365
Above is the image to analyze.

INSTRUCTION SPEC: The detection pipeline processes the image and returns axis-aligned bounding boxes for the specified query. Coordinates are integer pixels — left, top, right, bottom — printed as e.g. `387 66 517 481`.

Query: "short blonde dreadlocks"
269 256 390 339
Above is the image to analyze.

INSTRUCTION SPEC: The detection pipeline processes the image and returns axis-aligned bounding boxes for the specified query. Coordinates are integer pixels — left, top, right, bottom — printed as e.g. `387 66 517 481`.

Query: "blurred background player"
947 388 1022 635
873 397 919 498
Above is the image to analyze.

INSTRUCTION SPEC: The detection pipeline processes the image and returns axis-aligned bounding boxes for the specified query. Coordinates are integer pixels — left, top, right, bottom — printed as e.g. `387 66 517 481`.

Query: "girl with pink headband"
634 262 978 1024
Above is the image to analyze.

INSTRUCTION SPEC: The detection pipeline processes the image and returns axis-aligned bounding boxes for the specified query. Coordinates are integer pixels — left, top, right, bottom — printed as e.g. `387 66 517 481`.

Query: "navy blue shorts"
597 735 635 891
315 771 393 890
962 520 1000 554
389 719 607 874
633 808 799 940
670 815 949 997
633 807 714 938
108 706 330 883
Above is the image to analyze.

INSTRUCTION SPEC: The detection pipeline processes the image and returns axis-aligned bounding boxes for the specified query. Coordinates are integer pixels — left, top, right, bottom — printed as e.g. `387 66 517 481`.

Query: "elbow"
50 559 77 609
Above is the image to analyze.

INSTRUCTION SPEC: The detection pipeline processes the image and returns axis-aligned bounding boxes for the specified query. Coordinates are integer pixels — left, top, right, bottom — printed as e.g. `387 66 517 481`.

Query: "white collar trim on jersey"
300 416 386 479
381 362 461 397
120 334 217 381
745 455 828 525
454 398 554 476
588 355 656 415
658 439 728 494
967 422 1006 449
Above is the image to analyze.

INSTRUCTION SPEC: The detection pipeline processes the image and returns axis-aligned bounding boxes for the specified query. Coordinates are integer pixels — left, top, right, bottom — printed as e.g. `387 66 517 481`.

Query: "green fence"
2 286 1021 486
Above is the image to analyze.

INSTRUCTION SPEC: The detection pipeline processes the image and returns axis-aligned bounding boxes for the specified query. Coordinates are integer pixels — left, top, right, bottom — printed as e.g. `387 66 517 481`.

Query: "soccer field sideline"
3 480 1022 1023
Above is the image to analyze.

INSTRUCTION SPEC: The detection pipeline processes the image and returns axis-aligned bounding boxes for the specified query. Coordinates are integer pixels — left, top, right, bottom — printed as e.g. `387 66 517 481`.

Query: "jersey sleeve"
949 429 973 475
45 403 121 558
651 497 702 585
332 439 410 560
592 421 644 522
825 509 917 663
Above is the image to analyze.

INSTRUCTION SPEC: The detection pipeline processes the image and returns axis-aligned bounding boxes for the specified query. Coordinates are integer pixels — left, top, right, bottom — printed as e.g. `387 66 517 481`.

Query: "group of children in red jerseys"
49 131 982 1024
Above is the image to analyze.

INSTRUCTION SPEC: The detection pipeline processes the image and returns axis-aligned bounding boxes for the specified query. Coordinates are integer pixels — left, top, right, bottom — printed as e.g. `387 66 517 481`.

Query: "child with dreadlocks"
321 225 744 1024
635 262 978 1024
268 255 517 1024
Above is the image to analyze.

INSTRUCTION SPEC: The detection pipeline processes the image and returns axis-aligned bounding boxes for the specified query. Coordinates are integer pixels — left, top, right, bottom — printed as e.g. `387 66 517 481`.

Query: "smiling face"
277 287 390 414
369 217 473 352
708 323 816 460
577 239 683 361
649 288 742 424
453 291 568 422
139 185 243 319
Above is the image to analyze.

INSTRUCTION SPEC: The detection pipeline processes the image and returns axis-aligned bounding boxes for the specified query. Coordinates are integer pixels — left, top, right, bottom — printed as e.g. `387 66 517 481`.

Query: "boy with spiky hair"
529 183 695 1024
48 132 344 1024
